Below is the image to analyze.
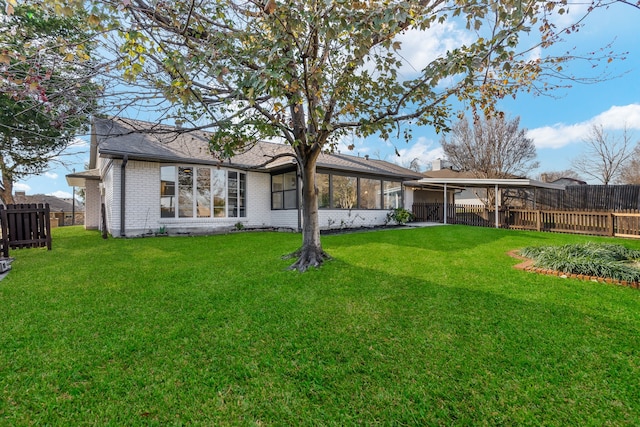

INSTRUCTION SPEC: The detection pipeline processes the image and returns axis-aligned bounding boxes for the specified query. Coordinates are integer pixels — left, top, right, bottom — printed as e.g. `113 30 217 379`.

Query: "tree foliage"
0 2 100 204
571 124 636 185
440 114 539 178
86 0 621 271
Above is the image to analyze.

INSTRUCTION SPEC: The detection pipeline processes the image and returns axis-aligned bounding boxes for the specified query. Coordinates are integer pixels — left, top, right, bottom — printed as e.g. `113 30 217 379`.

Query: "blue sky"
16 2 640 198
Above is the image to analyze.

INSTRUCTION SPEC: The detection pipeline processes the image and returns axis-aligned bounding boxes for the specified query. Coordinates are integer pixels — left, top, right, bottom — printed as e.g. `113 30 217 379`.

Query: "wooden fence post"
536 210 541 232
609 212 615 237
0 205 8 258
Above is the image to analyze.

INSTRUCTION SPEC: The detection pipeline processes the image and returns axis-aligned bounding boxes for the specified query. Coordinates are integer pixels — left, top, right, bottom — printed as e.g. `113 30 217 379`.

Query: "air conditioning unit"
0 259 11 274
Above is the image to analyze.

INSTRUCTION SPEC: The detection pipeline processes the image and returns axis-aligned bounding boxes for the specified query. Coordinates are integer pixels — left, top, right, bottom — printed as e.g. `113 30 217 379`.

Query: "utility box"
0 259 11 274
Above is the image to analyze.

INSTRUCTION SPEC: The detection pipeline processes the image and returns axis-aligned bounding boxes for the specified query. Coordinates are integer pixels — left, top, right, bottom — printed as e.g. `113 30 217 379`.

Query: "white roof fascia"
415 178 565 190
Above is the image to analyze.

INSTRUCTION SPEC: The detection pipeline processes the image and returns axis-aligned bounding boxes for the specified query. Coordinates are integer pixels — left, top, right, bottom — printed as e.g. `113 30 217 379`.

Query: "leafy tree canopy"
0 2 100 204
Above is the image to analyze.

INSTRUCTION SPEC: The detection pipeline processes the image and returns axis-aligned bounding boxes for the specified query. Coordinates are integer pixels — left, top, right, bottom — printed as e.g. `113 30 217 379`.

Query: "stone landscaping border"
508 250 640 289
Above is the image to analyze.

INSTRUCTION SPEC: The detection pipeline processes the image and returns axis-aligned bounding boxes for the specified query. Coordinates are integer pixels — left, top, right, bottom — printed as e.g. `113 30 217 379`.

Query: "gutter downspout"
120 155 128 237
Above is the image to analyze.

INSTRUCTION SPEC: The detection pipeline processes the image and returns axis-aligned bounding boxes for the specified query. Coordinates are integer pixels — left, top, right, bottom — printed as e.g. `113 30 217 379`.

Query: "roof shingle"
93 117 423 180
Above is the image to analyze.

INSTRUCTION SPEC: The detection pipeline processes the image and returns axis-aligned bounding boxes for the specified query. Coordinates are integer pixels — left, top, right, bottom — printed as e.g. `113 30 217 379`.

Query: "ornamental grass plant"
520 242 640 283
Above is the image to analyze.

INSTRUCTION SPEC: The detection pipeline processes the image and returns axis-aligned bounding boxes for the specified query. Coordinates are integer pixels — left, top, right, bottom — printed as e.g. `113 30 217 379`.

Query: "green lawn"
1 225 639 425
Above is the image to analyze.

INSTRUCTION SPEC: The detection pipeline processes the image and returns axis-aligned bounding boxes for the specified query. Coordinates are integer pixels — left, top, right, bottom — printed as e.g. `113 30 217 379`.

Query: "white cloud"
549 2 592 30
393 137 444 170
595 104 640 129
14 183 31 192
44 172 58 180
335 134 372 157
48 190 73 198
393 22 473 79
13 182 31 191
528 103 640 149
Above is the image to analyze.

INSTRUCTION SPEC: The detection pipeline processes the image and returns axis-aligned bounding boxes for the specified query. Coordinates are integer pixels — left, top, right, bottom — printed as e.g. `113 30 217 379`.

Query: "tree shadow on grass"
273 257 640 424
322 224 552 254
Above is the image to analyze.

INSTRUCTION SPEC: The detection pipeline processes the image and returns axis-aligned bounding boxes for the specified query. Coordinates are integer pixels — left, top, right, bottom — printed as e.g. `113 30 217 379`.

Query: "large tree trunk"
287 154 331 272
0 157 14 205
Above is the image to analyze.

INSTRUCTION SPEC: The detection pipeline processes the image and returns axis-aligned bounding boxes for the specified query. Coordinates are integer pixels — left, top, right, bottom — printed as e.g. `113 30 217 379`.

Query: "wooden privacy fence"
412 202 640 239
413 203 508 227
533 185 640 211
0 203 52 258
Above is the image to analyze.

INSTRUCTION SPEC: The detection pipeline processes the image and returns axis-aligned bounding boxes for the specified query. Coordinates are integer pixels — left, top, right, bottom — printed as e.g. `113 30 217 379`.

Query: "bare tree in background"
441 114 539 179
404 158 422 173
572 124 636 185
441 114 539 207
620 143 640 184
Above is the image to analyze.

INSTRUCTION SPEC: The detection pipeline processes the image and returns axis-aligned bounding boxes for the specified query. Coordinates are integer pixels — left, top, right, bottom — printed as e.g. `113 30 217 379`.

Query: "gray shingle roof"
13 193 83 212
94 117 423 180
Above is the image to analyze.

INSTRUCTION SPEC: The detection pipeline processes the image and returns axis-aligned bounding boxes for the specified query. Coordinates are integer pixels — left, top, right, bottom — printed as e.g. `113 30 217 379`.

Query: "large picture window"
160 166 176 218
317 173 330 208
333 175 357 209
228 172 247 217
160 166 246 219
383 181 402 209
359 178 381 209
212 169 226 217
196 167 211 218
272 171 297 210
178 167 194 218
313 173 403 210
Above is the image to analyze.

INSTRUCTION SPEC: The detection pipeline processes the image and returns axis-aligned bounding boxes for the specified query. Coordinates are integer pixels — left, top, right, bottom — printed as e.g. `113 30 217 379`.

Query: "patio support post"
443 183 448 224
495 184 499 228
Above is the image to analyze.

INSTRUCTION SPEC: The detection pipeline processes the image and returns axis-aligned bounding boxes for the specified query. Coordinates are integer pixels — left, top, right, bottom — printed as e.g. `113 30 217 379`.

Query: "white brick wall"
271 210 300 230
271 209 392 230
318 209 389 229
84 180 101 229
123 161 160 236
244 171 272 228
405 187 415 208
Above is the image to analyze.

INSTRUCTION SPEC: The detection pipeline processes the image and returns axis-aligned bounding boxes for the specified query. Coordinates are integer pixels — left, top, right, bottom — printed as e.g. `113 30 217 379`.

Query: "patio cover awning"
405 178 566 228
407 177 565 190
66 169 101 187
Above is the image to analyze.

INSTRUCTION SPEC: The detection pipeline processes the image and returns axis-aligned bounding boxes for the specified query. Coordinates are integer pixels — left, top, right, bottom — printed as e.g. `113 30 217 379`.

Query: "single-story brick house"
66 117 425 237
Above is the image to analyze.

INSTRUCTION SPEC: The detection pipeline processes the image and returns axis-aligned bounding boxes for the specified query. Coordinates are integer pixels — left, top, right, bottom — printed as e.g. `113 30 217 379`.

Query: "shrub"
386 208 414 225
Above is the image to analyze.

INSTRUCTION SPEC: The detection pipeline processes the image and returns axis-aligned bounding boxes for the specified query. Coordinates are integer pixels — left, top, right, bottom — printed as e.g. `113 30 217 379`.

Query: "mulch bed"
508 250 640 290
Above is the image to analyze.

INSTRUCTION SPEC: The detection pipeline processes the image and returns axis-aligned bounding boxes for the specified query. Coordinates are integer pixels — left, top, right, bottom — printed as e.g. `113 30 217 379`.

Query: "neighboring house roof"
550 177 587 186
89 117 423 181
423 168 527 180
423 168 477 179
13 192 84 212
